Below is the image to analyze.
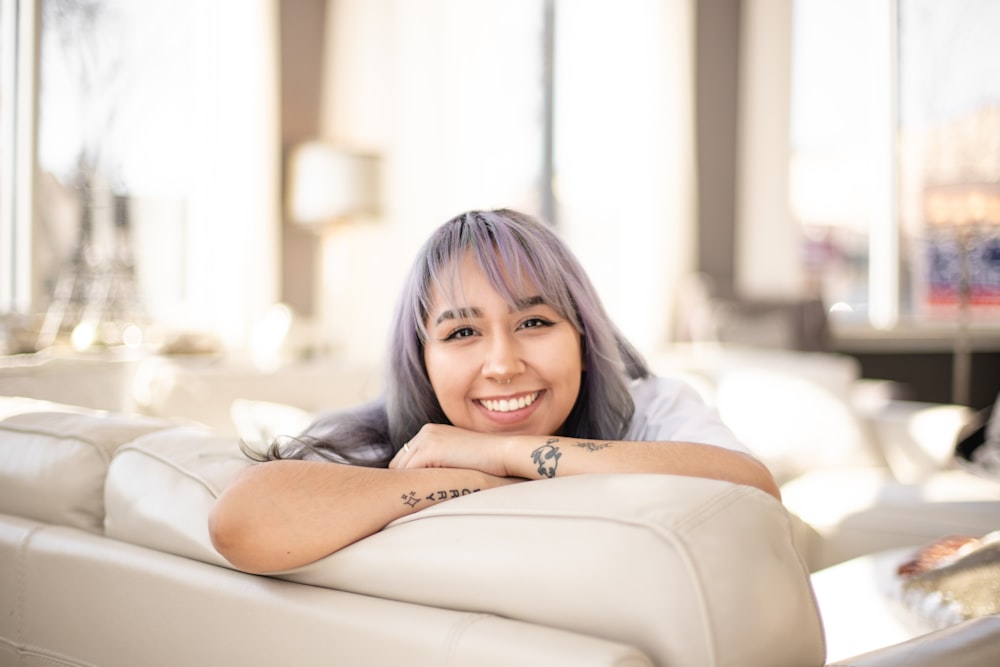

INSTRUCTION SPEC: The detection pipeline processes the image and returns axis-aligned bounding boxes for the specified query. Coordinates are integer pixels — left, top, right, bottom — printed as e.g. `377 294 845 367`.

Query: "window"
790 0 1000 332
0 0 34 320
1 0 280 354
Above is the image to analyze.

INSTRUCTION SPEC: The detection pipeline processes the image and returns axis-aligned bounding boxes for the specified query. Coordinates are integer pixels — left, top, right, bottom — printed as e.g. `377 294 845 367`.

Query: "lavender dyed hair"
252 209 649 466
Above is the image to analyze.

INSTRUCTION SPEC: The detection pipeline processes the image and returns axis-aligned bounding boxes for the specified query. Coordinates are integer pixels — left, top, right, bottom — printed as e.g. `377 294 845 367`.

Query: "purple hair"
255 209 649 466
385 210 649 449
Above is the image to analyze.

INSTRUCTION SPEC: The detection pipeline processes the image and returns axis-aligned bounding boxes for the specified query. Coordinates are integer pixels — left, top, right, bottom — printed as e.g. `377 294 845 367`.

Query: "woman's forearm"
504 436 781 500
390 425 781 501
209 460 519 574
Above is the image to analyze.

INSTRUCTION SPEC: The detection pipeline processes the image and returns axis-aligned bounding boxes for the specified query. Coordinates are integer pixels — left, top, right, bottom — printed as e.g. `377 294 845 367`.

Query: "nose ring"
496 377 510 385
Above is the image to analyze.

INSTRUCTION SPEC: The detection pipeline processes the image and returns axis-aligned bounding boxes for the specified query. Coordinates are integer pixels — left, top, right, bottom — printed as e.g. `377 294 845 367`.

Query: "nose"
482 331 525 383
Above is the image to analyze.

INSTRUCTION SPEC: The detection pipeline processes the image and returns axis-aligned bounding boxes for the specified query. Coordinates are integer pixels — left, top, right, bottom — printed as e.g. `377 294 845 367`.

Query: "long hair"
251 209 649 466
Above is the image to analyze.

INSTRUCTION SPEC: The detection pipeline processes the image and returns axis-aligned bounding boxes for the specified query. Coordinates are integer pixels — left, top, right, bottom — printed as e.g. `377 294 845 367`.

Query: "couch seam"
11 524 101 667
391 483 760 534
1 642 97 667
655 526 718 666
15 524 43 667
0 424 114 466
673 484 760 533
671 484 779 666
442 612 491 667
112 445 225 498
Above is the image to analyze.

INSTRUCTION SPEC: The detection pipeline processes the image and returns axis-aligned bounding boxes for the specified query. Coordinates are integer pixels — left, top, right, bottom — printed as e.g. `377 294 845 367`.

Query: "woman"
209 209 779 573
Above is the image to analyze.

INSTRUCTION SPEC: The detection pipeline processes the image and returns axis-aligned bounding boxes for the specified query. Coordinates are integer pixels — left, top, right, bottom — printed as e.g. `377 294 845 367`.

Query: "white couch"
2 344 1000 665
1 396 825 667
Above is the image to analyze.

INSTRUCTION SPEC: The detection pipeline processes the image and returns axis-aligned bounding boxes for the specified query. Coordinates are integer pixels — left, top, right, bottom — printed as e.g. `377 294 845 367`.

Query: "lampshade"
286 140 379 229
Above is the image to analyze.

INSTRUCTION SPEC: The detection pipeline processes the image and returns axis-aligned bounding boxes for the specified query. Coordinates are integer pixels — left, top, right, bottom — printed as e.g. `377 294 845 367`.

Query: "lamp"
285 140 379 230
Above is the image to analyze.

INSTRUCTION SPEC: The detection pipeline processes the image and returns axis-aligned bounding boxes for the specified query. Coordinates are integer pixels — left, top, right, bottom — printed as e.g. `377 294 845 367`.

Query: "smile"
479 392 540 413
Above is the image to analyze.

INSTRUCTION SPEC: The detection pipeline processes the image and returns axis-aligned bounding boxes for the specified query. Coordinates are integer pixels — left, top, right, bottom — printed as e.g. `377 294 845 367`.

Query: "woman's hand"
388 423 517 477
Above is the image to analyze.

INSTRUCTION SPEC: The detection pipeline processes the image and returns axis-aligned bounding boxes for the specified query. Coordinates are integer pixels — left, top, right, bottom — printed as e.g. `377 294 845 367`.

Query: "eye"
443 325 478 341
519 317 555 330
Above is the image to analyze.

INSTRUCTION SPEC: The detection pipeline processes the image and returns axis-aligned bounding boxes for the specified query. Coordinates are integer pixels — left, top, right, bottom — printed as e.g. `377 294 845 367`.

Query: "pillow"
229 398 315 452
891 531 1000 629
714 368 880 482
104 427 252 566
0 407 175 532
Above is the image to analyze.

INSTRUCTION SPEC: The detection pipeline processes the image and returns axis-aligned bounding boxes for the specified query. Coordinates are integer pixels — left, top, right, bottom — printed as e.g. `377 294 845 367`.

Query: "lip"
474 390 544 425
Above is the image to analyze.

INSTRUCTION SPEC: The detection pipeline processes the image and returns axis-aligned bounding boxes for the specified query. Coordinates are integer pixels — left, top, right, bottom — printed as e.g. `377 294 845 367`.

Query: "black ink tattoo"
421 489 481 503
531 438 562 478
401 491 421 507
575 441 612 452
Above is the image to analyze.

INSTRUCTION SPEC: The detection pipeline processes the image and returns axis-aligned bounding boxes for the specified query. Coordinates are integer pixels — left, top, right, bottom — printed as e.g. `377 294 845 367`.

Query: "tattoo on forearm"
400 488 481 508
531 438 562 478
575 441 612 452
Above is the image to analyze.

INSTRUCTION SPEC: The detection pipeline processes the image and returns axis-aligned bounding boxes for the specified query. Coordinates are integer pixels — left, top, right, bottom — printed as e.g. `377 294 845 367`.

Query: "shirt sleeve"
625 375 750 454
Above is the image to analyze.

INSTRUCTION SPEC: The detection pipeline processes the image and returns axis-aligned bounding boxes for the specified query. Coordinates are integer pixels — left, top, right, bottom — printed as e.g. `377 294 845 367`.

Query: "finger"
388 443 407 469
389 440 416 469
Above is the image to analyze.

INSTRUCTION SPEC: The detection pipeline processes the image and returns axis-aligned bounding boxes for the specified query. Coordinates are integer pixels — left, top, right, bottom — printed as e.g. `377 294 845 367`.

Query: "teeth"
482 392 538 413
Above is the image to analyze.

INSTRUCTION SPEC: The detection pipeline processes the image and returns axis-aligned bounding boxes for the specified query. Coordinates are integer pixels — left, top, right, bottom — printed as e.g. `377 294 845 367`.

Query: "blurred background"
2 0 999 409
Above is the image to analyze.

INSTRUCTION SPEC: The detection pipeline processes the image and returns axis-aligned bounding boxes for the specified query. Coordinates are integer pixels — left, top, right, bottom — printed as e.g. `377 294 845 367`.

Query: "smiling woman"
421 252 584 439
209 209 780 574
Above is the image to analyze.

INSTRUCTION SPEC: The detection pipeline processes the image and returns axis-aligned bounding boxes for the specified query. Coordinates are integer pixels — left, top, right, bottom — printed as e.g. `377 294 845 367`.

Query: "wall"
278 0 327 318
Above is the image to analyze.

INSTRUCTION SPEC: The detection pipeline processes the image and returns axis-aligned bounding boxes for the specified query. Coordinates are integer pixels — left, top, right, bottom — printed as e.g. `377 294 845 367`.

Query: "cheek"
424 348 466 411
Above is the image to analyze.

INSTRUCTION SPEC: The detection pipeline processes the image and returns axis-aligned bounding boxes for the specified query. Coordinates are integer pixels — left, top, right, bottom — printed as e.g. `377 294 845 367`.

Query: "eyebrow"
434 295 545 326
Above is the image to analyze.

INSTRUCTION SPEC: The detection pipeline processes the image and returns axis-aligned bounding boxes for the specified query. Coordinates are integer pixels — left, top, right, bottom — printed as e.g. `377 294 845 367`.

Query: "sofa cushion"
104 428 252 567
102 430 824 667
0 403 175 533
714 368 881 483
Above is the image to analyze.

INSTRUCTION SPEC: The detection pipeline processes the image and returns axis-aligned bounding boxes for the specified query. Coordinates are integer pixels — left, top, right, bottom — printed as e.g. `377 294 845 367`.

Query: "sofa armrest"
829 614 1000 667
284 475 824 667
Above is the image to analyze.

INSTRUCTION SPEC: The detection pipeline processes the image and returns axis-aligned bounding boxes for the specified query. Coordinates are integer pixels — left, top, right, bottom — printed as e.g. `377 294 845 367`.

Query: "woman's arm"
209 460 520 574
390 425 781 500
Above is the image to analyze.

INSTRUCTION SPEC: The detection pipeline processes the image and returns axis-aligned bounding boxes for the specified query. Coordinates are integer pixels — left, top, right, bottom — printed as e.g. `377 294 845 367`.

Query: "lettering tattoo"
574 441 612 452
400 488 481 508
531 438 562 478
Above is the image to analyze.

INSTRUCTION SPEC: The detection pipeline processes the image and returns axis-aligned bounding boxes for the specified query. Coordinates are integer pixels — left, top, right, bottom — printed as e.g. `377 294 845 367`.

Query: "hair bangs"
423 211 582 332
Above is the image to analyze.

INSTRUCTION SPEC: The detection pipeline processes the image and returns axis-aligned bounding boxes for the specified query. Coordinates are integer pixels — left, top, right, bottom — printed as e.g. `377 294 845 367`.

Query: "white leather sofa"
3 341 1000 666
3 395 1000 667
1 396 826 667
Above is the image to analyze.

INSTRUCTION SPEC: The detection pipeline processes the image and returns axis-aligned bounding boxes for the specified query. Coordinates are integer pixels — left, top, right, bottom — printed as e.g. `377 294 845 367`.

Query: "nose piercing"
496 377 510 385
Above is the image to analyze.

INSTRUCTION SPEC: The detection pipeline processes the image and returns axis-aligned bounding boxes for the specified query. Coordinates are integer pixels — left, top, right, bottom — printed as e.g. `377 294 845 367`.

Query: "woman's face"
423 253 584 436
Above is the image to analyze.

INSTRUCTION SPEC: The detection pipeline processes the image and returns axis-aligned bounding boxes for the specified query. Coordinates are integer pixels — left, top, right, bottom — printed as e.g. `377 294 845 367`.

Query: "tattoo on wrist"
531 438 562 478
575 441 612 452
401 488 481 508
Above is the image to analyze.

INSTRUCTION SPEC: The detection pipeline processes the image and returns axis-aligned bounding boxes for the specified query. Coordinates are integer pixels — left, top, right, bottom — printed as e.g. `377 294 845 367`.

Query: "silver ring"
403 442 410 452
496 377 511 385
